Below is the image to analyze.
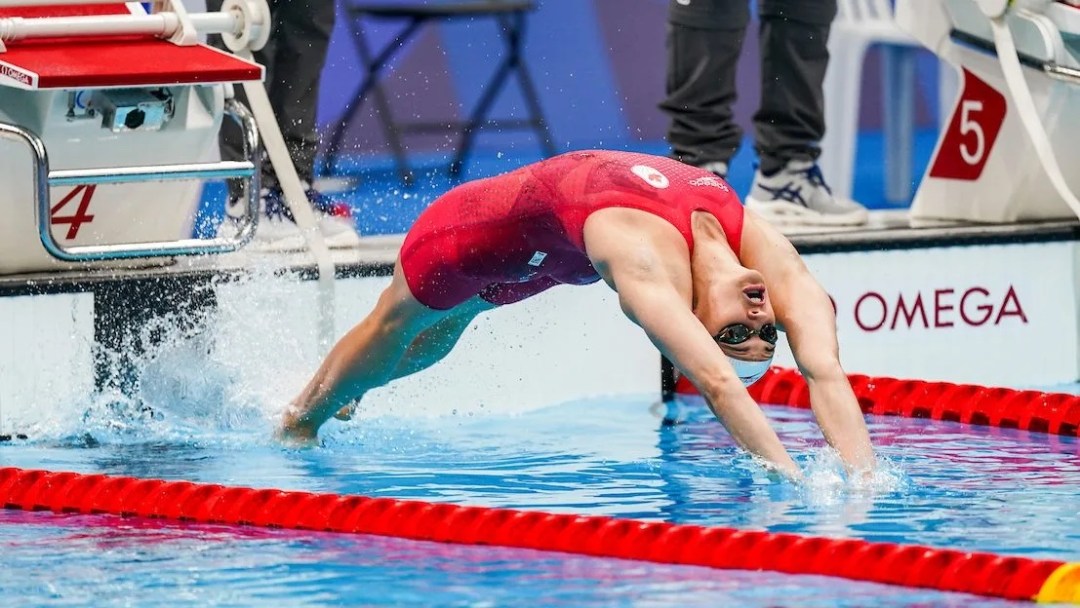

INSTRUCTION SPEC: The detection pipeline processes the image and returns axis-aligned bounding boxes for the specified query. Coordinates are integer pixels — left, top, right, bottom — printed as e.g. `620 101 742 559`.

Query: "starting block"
0 1 269 275
897 0 1080 223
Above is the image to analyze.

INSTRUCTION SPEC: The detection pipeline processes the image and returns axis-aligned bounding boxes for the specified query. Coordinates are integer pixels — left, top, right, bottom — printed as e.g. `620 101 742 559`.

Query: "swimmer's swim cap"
727 356 772 387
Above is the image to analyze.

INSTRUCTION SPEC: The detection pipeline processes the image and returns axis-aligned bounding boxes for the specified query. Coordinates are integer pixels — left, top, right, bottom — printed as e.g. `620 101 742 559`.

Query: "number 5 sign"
929 68 1008 181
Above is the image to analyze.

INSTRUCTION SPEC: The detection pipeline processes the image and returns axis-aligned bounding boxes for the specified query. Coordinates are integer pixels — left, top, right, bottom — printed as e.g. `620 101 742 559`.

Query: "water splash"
797 447 908 506
20 265 331 447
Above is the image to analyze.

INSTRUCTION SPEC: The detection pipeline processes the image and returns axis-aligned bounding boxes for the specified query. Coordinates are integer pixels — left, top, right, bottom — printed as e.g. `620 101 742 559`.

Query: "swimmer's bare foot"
277 407 320 447
333 404 356 421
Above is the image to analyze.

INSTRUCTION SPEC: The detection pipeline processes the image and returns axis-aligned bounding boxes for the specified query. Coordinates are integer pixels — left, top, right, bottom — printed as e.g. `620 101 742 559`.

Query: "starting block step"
0 4 262 89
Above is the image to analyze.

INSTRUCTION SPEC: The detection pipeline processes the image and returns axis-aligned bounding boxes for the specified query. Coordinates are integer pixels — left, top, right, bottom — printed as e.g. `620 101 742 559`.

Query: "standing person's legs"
659 0 751 176
209 0 360 246
209 0 334 189
752 0 836 174
264 0 336 188
206 0 277 189
746 0 866 225
207 0 334 187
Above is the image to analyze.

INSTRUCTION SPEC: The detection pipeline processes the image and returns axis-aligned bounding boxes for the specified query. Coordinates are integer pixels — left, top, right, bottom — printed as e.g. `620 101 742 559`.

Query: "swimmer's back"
400 150 745 309
527 150 745 253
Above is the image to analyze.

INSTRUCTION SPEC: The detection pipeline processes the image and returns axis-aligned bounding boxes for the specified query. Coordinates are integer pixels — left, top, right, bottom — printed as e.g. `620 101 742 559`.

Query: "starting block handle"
1046 62 1080 85
0 13 237 43
0 0 269 52
0 98 262 263
49 160 256 187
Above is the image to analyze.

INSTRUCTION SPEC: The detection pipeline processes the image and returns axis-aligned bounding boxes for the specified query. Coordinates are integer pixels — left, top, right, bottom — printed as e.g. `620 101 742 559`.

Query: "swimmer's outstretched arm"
741 213 877 473
586 227 801 479
623 277 800 478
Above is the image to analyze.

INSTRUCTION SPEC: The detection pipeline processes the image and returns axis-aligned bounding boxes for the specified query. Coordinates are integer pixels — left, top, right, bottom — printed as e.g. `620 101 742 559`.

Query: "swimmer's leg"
333 296 493 421
389 296 495 380
280 261 449 442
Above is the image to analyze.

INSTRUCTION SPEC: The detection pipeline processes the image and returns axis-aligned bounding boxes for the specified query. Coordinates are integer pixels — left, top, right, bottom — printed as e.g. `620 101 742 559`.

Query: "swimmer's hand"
848 464 877 486
769 462 804 484
751 454 803 483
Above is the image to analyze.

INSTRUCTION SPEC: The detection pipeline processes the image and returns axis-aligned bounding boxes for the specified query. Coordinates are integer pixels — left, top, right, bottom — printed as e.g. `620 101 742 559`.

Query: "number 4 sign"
51 184 96 240
929 68 1008 181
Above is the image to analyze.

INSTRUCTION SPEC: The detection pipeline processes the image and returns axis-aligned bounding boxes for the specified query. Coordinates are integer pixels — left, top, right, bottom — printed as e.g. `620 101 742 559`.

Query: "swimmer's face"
708 267 777 363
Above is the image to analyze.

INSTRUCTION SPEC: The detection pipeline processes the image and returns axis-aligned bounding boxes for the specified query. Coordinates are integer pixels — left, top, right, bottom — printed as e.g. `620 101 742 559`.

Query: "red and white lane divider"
0 467 1077 603
672 367 1080 437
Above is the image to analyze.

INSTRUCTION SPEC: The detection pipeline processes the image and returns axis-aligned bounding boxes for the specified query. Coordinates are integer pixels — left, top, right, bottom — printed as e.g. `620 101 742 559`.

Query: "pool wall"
0 233 1077 432
770 240 1080 386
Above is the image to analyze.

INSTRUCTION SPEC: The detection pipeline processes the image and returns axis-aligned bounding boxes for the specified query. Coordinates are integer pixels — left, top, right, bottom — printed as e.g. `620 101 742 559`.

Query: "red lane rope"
673 368 1080 437
1 467 1076 603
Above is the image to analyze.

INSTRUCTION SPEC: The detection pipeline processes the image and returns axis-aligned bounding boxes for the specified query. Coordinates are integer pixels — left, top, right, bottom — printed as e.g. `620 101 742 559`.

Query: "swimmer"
281 150 875 478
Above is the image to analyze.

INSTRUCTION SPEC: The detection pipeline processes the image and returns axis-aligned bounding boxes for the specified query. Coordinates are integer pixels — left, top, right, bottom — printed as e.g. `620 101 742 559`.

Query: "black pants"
660 0 836 174
207 0 336 189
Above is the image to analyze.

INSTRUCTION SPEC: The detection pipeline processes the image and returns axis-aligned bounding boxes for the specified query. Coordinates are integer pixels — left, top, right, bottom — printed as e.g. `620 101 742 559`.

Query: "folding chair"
324 0 557 186
820 0 921 204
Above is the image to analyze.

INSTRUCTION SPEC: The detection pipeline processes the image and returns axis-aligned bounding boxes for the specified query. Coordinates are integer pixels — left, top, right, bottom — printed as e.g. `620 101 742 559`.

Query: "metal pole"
1045 63 1080 86
0 12 239 42
49 161 256 187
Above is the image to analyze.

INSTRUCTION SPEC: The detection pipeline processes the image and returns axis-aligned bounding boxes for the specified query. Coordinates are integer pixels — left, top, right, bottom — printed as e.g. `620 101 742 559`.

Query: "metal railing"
0 98 261 262
1045 62 1080 85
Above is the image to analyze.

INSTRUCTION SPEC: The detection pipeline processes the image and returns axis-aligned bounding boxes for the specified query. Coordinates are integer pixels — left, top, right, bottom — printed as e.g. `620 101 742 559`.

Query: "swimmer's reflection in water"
281 151 876 481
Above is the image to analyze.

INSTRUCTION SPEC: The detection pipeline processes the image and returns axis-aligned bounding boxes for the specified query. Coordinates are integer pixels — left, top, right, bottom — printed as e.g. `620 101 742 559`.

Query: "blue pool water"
1 394 1077 607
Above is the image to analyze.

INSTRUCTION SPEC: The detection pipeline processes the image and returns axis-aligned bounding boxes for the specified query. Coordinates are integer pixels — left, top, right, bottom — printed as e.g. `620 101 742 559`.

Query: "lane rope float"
0 466 1077 604
671 367 1080 437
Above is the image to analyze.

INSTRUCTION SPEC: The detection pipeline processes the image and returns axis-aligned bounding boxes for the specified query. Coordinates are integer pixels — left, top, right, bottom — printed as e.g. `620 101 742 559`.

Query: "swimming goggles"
714 323 778 345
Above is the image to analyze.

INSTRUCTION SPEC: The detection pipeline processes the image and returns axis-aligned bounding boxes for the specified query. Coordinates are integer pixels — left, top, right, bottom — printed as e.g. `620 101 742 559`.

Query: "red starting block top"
0 4 263 90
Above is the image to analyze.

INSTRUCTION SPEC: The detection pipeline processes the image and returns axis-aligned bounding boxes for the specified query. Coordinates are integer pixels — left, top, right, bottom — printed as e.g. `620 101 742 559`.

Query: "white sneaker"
745 159 868 226
697 161 729 179
218 184 362 252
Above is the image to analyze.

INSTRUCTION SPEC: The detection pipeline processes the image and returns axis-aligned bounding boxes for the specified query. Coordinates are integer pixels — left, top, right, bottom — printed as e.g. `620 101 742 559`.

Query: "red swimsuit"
399 150 746 310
